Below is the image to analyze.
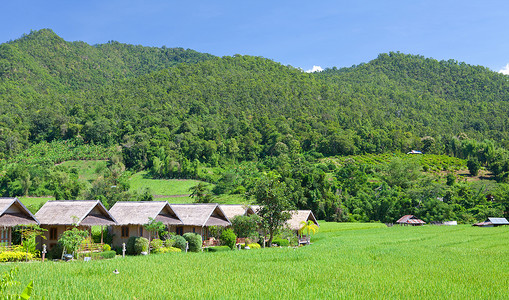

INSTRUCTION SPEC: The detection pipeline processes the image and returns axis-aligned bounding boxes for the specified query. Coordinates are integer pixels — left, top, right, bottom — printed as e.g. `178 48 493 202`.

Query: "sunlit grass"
2 223 508 299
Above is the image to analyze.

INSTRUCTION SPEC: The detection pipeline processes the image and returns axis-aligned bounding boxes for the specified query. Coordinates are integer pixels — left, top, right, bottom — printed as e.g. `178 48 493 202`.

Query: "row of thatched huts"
0 197 319 250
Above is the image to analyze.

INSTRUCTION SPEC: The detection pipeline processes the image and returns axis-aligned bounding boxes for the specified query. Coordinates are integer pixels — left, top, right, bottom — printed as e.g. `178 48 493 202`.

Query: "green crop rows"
1 222 508 299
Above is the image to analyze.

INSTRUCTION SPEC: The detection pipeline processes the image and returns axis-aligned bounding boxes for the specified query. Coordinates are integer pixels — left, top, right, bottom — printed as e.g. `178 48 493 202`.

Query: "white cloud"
499 64 509 75
305 65 323 73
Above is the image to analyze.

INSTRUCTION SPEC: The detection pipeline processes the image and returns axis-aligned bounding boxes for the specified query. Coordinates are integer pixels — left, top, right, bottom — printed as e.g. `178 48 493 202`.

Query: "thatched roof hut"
286 210 319 231
0 197 39 228
110 201 182 226
219 204 255 221
170 203 230 227
35 200 116 226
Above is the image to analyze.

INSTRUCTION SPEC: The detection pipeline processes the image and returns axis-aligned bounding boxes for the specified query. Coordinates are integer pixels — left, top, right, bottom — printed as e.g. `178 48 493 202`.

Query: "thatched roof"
219 204 255 221
286 210 319 231
250 205 262 214
110 201 182 226
171 203 231 227
35 200 116 226
0 198 39 227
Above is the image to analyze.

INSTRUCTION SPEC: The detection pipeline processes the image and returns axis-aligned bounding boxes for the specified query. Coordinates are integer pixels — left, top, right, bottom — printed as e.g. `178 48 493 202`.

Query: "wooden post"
101 226 104 244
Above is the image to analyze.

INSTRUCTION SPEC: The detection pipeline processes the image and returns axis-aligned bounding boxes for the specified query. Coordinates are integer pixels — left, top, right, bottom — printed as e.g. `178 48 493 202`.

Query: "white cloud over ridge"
305 65 323 73
499 64 509 75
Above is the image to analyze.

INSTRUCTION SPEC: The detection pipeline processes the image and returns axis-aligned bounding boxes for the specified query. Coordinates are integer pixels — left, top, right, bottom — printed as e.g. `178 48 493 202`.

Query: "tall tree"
252 175 294 247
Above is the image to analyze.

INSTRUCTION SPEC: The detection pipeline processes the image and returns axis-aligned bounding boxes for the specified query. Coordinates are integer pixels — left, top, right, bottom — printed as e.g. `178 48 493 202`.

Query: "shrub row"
0 251 34 262
272 239 290 247
205 246 231 252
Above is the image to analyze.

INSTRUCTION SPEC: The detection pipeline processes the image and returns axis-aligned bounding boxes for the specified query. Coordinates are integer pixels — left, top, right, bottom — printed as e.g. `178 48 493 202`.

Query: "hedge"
206 246 231 252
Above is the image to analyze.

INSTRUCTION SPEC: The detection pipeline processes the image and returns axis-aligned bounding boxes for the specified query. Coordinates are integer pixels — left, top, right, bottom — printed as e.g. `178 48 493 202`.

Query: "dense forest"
1 29 509 223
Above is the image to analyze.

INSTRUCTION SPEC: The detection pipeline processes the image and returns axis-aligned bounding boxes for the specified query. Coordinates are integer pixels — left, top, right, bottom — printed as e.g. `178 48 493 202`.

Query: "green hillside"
2 30 509 223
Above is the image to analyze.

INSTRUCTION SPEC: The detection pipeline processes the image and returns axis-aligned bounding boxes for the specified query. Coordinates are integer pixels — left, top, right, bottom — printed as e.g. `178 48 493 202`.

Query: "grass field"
128 171 205 196
58 160 109 185
2 223 509 299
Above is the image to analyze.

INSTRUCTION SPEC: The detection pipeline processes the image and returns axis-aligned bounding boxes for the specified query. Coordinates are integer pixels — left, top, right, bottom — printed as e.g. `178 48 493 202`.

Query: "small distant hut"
473 217 509 227
396 215 426 226
219 204 256 222
109 201 183 248
35 200 117 250
170 203 231 238
0 198 39 246
286 210 319 233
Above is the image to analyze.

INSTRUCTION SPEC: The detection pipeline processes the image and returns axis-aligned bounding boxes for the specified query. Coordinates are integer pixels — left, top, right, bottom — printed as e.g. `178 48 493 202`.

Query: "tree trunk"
267 228 274 247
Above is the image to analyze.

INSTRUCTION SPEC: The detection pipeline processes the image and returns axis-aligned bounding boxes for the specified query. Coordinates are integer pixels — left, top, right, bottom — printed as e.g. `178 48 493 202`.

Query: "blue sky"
1 0 508 73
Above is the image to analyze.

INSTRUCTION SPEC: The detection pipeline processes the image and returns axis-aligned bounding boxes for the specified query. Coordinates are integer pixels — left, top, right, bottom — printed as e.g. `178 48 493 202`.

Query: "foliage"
207 226 224 240
88 250 116 260
205 246 231 252
58 227 89 255
182 233 202 252
0 268 33 299
246 243 261 249
298 220 319 238
189 182 214 203
219 229 237 250
467 157 481 176
102 244 111 252
271 239 290 247
143 218 166 253
0 251 34 262
125 236 137 255
47 243 64 260
153 247 181 254
134 237 149 254
231 214 260 238
17 225 46 256
150 238 164 250
172 235 187 251
91 227 114 246
251 176 294 246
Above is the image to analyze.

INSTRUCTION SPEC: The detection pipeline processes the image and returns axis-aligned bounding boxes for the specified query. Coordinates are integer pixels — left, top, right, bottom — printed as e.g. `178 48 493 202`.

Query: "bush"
272 239 289 247
247 243 261 249
47 243 64 259
205 246 231 252
153 247 181 254
0 251 34 262
134 237 149 254
172 235 187 251
99 250 116 259
112 246 122 255
183 233 202 252
102 244 111 252
126 236 137 255
89 250 116 260
220 229 237 249
163 239 175 248
150 238 164 250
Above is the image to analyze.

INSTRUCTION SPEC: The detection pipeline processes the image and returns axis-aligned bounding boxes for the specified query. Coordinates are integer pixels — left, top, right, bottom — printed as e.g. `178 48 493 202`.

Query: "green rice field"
2 223 509 299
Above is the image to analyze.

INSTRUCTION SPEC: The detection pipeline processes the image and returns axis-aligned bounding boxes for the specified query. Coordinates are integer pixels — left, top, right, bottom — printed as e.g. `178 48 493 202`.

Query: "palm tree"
298 220 318 244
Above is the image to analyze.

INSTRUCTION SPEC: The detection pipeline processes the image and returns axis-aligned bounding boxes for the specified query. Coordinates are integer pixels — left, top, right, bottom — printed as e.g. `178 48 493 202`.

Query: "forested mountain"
1 30 509 223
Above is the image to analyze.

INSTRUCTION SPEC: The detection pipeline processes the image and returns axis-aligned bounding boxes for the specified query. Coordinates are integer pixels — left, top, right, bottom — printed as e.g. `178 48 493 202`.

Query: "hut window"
192 228 195 233
139 227 143 236
121 226 129 238
49 227 58 240
176 227 183 235
0 229 8 245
